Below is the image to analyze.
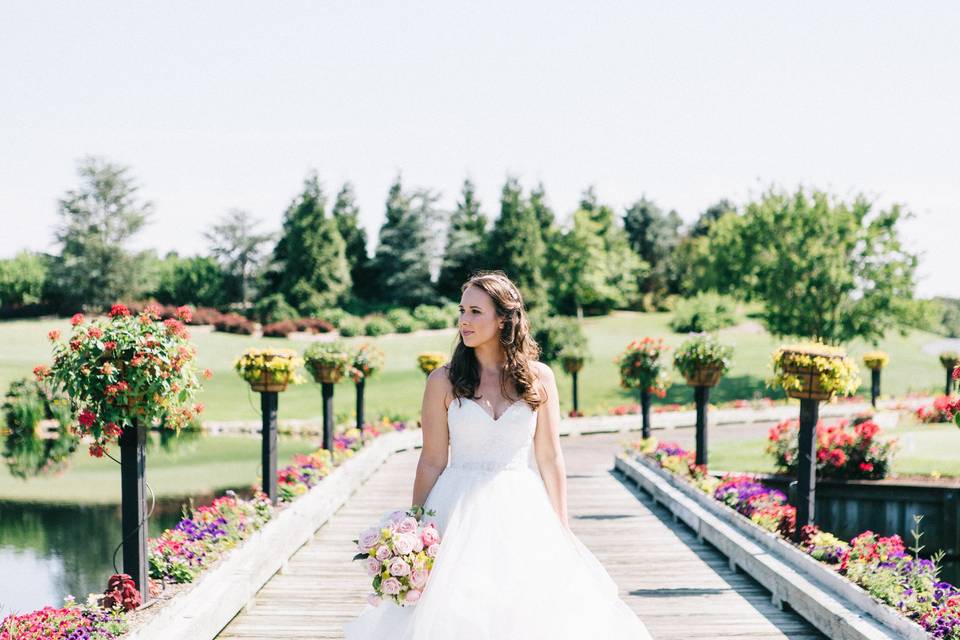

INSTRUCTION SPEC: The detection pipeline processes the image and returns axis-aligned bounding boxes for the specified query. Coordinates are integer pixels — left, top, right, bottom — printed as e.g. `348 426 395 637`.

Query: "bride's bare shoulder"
426 364 455 410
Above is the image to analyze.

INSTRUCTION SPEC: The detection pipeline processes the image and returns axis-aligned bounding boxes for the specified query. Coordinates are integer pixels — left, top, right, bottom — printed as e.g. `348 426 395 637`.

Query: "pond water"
0 430 318 617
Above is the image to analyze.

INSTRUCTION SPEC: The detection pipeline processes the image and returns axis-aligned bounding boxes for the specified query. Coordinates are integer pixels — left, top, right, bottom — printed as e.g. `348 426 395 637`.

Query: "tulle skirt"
343 464 652 639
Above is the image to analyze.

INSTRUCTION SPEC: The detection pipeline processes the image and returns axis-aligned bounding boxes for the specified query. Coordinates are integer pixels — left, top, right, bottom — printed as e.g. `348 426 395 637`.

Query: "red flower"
859 462 874 472
88 326 103 339
109 303 131 317
194 402 205 414
104 340 117 350
78 409 96 427
33 364 51 381
47 329 61 341
954 367 960 380
70 339 82 351
117 380 130 391
89 443 105 458
202 368 213 380
70 313 85 326
176 305 193 322
144 302 163 318
103 422 123 437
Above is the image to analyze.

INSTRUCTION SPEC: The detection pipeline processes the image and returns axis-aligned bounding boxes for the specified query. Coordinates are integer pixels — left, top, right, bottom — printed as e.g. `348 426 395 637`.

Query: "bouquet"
352 505 441 607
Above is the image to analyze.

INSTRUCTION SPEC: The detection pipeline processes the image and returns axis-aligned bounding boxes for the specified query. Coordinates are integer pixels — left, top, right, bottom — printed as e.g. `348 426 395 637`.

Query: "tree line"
1 155 952 344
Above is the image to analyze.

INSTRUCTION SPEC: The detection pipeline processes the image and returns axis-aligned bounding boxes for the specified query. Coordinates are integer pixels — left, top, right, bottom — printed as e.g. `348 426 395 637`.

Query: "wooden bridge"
216 432 823 640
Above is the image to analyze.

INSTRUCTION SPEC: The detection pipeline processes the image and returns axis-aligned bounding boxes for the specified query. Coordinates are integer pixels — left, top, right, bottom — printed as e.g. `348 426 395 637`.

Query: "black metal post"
571 370 579 413
119 421 149 601
794 398 820 541
694 385 710 467
322 382 334 452
871 369 881 408
355 378 365 431
947 366 955 397
640 389 652 440
260 391 278 505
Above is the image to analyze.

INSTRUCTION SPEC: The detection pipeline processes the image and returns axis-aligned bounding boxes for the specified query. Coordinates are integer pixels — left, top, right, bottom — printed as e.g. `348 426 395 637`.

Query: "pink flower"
367 594 382 607
388 557 410 577
410 569 428 588
70 313 85 326
47 329 61 341
397 516 418 534
176 305 193 322
375 545 392 561
393 533 416 556
404 589 421 604
364 557 381 577
78 410 96 427
412 536 424 553
380 577 402 595
426 543 439 558
358 528 380 551
109 304 131 317
421 524 440 546
387 510 407 523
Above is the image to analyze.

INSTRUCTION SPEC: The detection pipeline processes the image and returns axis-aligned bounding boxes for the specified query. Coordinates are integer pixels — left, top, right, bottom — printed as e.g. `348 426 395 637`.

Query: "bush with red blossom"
766 417 897 480
99 573 142 612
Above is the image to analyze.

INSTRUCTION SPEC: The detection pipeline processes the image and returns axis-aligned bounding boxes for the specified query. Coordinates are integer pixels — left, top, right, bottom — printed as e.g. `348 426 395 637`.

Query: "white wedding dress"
344 396 653 639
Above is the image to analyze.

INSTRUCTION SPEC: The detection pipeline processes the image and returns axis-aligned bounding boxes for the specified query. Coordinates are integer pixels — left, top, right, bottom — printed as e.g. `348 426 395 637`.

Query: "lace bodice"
446 397 538 472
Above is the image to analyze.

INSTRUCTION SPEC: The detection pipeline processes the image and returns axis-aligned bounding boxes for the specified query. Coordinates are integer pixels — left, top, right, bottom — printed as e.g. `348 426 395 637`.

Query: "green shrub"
531 315 588 365
670 293 737 333
337 316 366 337
253 293 298 324
386 308 423 333
312 307 350 329
413 304 453 329
364 314 394 336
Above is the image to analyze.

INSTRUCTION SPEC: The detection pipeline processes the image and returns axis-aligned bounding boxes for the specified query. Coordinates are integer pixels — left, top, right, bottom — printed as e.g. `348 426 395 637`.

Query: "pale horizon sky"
1 1 958 297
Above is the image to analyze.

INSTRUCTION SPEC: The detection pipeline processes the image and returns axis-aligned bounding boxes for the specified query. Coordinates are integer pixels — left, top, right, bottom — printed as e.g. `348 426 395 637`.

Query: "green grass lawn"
0 431 319 504
709 421 960 478
0 313 947 423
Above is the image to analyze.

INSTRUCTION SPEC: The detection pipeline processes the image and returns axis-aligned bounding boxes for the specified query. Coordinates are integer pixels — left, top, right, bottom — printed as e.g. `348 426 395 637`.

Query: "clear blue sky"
1 0 957 297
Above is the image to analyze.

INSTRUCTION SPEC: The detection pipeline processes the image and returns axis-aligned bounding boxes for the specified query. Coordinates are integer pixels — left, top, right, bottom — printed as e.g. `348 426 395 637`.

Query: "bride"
344 271 652 639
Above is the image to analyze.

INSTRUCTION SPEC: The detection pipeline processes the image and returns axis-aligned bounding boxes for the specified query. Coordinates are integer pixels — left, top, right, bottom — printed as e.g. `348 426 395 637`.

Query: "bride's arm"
411 366 451 508
532 362 569 528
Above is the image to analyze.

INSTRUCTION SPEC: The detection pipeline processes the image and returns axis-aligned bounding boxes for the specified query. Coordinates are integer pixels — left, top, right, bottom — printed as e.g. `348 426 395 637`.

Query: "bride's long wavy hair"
447 271 544 410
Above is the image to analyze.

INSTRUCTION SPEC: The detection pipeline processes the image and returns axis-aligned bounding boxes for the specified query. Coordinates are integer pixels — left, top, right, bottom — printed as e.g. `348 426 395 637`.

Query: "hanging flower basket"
683 367 723 387
235 348 304 393
417 352 447 376
862 351 889 371
561 355 585 374
939 351 960 369
303 340 351 384
673 334 733 388
772 343 860 402
309 361 345 385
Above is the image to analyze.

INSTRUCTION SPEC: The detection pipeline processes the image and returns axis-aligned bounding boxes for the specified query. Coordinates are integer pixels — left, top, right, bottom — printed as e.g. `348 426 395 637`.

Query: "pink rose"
375 545 392 561
412 536 424 553
387 510 407 523
426 543 439 558
381 577 402 595
358 528 380 551
367 594 382 607
421 525 440 546
397 516 418 534
404 589 422 604
410 569 428 588
364 558 381 576
393 533 416 556
388 557 410 577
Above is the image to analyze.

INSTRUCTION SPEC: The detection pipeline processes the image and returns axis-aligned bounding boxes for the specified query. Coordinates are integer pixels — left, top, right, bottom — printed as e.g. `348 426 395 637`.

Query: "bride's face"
458 285 503 348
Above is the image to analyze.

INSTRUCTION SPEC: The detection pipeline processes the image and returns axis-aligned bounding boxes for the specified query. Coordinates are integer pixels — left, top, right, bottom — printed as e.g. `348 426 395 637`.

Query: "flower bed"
628 439 960 639
3 417 418 637
766 416 897 480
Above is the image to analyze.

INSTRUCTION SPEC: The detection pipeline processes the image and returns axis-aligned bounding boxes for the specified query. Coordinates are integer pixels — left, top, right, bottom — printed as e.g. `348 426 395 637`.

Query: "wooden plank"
217 433 822 639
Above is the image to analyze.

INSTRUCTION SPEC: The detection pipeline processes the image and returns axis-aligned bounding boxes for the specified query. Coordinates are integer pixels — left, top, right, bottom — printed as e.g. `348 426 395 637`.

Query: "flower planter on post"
236 348 303 506
674 334 733 467
617 338 671 441
561 353 586 415
305 341 351 453
772 343 860 542
417 352 447 378
349 343 385 432
940 351 959 396
863 351 889 408
44 303 206 602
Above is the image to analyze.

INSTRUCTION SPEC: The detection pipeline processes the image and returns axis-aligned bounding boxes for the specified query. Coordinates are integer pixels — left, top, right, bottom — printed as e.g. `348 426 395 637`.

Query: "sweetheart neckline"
452 397 528 423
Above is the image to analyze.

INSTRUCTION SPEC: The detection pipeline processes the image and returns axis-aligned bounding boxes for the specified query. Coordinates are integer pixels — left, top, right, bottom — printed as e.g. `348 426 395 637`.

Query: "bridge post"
119 420 149 601
794 398 819 541
694 385 709 466
870 369 881 408
322 382 335 452
355 377 365 431
640 389 651 440
261 391 278 505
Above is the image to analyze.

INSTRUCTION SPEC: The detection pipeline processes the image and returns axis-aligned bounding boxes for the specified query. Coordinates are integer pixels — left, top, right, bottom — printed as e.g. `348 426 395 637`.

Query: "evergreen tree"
49 157 153 312
205 209 274 307
437 179 489 300
623 197 682 296
371 177 436 307
331 182 374 300
485 178 548 311
692 199 736 237
269 172 351 313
